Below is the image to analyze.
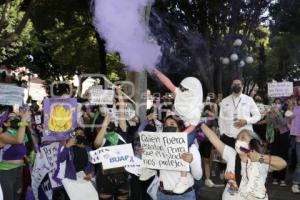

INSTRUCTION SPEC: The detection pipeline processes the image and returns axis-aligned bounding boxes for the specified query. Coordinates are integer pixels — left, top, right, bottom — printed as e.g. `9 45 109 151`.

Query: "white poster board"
0 83 25 105
62 171 98 200
89 86 114 105
267 82 293 97
40 142 60 188
89 144 134 170
140 132 189 171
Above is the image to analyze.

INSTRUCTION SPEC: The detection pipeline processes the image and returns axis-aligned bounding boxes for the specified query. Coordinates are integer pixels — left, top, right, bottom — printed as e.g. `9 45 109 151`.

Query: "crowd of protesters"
0 73 300 200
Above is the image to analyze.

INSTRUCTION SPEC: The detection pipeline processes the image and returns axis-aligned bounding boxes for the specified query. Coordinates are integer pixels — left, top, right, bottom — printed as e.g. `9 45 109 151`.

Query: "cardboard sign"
90 87 115 105
62 171 98 200
89 144 134 170
268 82 293 97
43 98 77 141
125 156 142 176
0 83 25 105
140 131 189 171
40 143 60 188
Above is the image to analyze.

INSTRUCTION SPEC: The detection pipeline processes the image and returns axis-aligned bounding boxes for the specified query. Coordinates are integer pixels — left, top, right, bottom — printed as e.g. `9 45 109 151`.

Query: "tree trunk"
95 31 107 75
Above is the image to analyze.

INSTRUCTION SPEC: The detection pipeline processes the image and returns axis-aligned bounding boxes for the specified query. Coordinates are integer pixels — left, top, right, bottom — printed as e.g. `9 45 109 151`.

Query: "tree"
149 0 272 95
267 0 300 82
0 0 38 64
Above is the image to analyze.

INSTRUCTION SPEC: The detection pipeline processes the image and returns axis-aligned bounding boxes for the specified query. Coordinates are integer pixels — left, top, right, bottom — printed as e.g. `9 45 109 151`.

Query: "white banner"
140 131 189 171
62 171 98 200
90 87 115 105
31 152 50 200
0 83 25 105
89 144 134 170
268 82 293 97
40 143 60 188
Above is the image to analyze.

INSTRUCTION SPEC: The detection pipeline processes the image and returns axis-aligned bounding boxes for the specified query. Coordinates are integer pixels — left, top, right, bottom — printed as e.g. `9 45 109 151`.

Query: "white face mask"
235 140 249 154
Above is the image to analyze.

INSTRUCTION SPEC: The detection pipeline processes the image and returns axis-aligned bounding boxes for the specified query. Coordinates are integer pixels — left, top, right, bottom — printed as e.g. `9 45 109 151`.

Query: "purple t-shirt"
290 106 300 136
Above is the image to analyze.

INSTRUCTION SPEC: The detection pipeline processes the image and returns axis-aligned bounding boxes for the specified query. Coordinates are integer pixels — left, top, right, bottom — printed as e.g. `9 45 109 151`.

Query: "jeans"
0 167 23 200
293 142 300 183
157 190 196 200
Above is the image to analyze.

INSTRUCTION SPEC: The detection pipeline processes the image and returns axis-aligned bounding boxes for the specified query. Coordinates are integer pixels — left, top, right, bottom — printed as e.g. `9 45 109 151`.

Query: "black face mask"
107 122 117 132
76 135 86 145
163 126 177 132
10 118 20 130
231 84 242 94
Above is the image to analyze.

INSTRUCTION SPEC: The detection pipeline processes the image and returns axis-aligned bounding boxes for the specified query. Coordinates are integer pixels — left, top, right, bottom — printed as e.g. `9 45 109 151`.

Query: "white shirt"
222 146 269 200
219 94 261 138
159 144 202 191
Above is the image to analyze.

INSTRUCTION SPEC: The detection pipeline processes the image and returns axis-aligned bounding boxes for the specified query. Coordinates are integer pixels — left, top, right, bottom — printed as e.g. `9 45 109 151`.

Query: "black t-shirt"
73 146 89 172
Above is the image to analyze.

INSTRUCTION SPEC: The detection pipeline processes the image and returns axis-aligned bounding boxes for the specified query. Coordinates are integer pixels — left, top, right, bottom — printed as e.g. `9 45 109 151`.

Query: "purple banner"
43 98 77 141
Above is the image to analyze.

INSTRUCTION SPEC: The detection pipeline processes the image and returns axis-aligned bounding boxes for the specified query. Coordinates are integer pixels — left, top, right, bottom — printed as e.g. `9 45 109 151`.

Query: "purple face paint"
92 0 161 71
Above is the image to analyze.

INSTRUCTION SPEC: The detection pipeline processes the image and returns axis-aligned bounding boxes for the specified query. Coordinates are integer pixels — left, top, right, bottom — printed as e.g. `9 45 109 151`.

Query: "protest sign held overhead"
140 131 189 171
0 83 25 105
89 86 115 105
43 98 77 141
267 82 293 97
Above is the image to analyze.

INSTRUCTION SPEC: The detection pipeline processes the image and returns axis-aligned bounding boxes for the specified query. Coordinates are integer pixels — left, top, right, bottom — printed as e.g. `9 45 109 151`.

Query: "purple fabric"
291 106 300 136
2 144 26 160
0 111 9 127
53 145 94 185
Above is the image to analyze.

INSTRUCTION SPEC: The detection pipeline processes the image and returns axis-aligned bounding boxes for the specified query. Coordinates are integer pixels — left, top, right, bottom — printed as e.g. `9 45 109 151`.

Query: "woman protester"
94 87 129 200
0 110 31 200
151 115 202 200
200 123 286 200
53 127 95 200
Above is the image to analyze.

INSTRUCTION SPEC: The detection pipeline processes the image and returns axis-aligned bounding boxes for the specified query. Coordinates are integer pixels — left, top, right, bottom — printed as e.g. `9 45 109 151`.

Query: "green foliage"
0 0 37 64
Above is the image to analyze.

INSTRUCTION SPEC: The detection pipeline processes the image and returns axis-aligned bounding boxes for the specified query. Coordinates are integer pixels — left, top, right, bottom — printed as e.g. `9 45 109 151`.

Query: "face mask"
163 126 177 132
231 85 242 94
10 118 21 130
235 140 249 154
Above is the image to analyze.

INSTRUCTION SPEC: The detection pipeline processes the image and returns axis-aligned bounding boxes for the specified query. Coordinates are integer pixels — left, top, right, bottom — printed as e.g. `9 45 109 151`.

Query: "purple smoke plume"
93 0 162 71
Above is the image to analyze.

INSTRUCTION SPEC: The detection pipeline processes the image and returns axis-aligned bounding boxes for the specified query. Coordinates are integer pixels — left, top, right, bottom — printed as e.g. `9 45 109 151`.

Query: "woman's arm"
152 69 176 93
0 111 30 144
116 87 127 133
201 124 225 156
187 145 203 180
94 115 110 148
247 151 287 171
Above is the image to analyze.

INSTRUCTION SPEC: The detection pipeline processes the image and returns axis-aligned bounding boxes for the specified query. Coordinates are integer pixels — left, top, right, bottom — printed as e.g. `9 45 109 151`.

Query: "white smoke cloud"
93 0 161 71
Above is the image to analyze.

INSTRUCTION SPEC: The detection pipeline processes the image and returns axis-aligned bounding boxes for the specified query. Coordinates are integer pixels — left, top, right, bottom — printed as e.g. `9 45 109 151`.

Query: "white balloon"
230 53 239 61
246 56 254 64
233 39 242 46
222 57 230 65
